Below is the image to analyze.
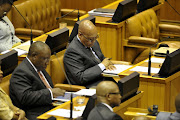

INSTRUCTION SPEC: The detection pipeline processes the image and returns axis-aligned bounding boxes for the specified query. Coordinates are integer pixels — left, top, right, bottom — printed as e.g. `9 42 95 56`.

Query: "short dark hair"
0 0 17 5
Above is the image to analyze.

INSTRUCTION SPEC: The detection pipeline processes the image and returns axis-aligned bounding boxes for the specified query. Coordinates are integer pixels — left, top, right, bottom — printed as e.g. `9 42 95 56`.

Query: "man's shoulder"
156 112 172 120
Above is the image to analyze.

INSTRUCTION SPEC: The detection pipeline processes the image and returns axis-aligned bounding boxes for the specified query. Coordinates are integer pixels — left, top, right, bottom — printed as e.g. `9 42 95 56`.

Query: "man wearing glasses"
64 20 116 88
87 81 123 120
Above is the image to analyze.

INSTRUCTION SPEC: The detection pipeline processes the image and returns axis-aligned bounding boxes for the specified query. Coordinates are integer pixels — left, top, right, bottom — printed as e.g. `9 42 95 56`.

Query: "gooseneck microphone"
144 40 168 76
56 9 80 21
9 0 33 45
54 52 73 120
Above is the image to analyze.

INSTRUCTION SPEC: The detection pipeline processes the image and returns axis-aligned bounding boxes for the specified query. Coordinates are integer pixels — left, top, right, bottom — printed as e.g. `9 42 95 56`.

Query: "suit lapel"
24 58 53 88
74 37 99 64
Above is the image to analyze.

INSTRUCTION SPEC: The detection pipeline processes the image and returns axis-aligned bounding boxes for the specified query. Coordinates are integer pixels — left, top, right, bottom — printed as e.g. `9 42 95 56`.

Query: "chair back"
126 9 159 39
11 0 61 33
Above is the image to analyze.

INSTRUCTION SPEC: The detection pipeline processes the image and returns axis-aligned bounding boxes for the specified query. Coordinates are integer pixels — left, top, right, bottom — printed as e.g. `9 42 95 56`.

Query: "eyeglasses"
80 32 99 42
109 92 121 95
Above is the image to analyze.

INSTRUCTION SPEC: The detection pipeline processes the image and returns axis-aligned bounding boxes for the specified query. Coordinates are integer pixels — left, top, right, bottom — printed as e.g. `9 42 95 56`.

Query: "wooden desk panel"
119 57 180 112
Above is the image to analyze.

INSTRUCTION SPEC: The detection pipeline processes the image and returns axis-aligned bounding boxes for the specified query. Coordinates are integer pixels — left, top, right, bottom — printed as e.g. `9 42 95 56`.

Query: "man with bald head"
10 41 65 120
87 81 123 120
64 20 115 88
156 93 180 120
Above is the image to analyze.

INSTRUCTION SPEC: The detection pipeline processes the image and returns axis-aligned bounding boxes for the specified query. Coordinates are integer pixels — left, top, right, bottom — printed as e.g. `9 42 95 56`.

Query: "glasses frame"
80 32 99 42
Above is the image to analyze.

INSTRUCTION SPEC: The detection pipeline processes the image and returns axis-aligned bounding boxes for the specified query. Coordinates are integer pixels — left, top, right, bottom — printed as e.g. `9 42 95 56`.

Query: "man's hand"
14 109 27 120
51 88 66 98
101 58 116 70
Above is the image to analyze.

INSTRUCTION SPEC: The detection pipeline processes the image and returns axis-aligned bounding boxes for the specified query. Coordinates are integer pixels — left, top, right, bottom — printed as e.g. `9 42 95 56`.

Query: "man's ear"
106 94 111 101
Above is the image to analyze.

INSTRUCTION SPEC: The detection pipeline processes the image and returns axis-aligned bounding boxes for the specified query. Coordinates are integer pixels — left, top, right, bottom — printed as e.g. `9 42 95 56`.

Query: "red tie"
37 71 51 89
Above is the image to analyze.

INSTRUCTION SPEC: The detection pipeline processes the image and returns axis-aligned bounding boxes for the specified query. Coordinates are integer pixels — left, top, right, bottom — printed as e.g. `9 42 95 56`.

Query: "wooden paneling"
160 0 180 21
60 0 117 12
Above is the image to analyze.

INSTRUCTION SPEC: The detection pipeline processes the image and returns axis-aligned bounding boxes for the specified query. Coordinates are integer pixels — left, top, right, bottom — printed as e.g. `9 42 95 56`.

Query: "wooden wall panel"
60 0 117 12
160 0 180 21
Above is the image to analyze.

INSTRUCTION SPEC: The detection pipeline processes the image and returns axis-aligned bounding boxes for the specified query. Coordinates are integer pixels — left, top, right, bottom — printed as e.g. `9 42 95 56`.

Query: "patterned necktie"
37 71 51 89
87 47 101 63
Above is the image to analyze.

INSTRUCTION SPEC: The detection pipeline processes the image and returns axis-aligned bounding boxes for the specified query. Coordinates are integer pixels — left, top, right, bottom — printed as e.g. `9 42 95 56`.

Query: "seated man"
0 0 21 52
0 66 27 120
64 20 120 88
87 81 123 120
9 41 66 120
156 93 180 120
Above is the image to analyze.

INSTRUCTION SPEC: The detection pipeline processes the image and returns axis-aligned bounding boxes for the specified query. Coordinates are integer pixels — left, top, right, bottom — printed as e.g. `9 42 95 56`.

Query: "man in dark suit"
64 20 116 88
87 81 123 120
156 93 180 120
9 41 66 120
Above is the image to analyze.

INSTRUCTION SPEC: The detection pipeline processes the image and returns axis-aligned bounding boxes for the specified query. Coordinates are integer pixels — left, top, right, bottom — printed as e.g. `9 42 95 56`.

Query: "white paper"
74 89 96 96
130 66 160 74
13 48 28 56
103 64 132 75
88 9 114 17
47 109 83 118
136 113 147 115
145 58 165 64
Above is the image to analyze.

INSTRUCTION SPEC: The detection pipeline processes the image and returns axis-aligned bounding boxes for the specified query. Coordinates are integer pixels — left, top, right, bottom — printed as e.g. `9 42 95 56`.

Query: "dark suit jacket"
87 103 123 120
64 36 106 88
9 58 54 120
156 111 180 120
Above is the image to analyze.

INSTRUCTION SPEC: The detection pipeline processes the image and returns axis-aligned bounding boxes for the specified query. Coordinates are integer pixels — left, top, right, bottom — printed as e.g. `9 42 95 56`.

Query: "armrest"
61 9 86 17
159 24 180 33
128 36 158 45
54 83 86 92
15 28 44 36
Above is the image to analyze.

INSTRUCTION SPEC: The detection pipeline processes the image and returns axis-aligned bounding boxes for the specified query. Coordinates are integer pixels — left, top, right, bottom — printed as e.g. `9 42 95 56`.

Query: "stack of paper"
74 89 96 96
88 8 115 17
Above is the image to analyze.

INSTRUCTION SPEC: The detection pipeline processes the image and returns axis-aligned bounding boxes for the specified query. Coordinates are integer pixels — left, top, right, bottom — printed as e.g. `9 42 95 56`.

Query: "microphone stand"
54 52 73 120
56 8 80 21
10 1 33 45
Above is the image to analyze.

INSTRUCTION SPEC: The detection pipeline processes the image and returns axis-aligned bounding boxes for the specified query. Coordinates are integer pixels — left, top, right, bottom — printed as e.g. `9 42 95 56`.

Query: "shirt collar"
77 35 92 50
101 103 113 112
26 57 38 72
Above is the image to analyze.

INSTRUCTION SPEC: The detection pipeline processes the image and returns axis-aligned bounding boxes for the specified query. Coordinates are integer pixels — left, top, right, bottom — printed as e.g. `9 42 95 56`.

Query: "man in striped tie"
9 41 66 120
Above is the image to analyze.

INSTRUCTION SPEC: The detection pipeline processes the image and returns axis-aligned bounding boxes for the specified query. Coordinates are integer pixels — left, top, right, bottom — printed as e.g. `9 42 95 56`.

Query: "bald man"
156 93 180 120
87 81 123 120
64 20 115 88
9 41 65 120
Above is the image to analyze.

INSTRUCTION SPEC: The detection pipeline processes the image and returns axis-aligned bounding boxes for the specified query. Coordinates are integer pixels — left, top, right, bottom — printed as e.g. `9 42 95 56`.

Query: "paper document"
88 9 114 17
145 58 165 64
47 109 83 118
103 64 132 75
74 89 96 96
52 92 77 102
130 66 160 74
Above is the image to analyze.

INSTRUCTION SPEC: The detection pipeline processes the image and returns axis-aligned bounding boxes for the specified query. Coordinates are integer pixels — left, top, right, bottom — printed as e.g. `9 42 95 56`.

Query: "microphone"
165 0 180 16
54 52 73 120
9 0 33 45
144 40 168 76
56 9 80 21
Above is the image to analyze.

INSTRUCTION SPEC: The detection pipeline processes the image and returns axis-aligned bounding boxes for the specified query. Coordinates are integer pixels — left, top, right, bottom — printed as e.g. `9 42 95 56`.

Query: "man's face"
0 3 12 19
108 88 122 108
79 31 99 48
32 49 51 71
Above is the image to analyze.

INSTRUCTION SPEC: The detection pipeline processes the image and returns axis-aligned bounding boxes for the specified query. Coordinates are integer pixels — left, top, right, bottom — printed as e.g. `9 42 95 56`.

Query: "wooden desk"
37 92 144 120
124 107 157 120
79 0 163 61
119 56 180 112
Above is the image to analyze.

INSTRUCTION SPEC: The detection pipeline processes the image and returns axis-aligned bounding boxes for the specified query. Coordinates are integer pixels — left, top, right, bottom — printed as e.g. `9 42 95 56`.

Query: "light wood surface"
118 56 180 112
37 92 144 120
124 107 157 120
